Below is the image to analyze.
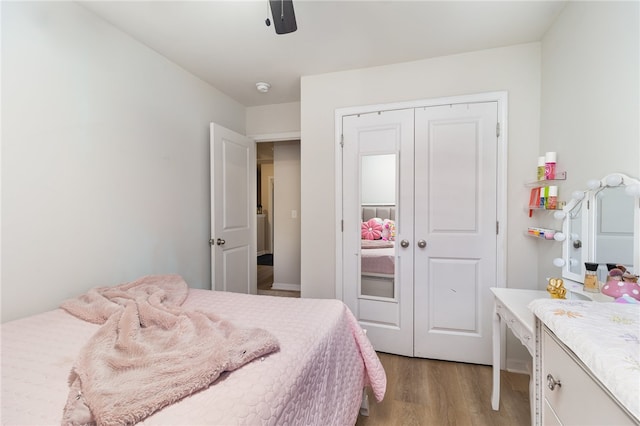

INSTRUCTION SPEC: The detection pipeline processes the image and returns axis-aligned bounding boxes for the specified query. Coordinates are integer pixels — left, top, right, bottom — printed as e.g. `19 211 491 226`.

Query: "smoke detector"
256 82 271 93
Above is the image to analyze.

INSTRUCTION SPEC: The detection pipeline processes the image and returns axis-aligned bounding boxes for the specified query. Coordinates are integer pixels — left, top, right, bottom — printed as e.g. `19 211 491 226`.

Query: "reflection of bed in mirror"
361 206 395 298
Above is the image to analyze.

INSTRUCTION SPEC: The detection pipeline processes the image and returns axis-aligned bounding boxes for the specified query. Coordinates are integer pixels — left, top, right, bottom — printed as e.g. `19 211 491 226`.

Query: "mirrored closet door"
341 101 499 364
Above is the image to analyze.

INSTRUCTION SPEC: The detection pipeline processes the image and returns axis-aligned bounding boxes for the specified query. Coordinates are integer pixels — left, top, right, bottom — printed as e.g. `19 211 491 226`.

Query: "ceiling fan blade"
269 0 297 34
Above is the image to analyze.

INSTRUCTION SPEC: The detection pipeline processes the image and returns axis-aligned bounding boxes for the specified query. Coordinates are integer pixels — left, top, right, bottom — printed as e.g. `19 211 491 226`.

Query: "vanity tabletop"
530 299 640 421
490 288 549 333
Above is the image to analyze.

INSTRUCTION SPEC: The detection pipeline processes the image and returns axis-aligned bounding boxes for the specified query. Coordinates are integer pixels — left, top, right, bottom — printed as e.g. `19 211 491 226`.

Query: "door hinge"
340 134 344 148
209 238 215 246
341 220 344 232
496 122 501 138
496 221 499 235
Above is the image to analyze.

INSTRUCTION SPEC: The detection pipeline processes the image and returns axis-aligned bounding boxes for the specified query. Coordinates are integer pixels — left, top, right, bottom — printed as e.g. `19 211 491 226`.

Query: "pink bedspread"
60 275 279 425
1 289 386 425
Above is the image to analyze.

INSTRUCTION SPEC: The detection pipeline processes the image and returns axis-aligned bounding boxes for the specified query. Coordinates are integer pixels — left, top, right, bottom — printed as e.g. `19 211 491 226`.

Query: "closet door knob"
417 240 427 248
400 239 410 248
217 238 226 246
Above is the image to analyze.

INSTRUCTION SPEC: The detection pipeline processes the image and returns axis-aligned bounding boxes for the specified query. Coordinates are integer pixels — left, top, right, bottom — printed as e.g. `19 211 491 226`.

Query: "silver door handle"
417 240 427 248
400 239 409 248
217 238 226 246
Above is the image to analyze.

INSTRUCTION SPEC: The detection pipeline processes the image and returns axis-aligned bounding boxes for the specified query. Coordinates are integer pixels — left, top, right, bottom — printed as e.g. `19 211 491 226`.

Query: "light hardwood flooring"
357 352 530 426
257 264 300 298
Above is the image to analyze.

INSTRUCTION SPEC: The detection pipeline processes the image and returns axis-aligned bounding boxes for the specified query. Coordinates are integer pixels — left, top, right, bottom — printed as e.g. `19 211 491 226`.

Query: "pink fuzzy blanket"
60 274 279 426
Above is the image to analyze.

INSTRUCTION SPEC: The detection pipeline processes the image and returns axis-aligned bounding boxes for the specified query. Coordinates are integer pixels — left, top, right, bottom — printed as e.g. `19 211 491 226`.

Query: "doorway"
256 140 301 298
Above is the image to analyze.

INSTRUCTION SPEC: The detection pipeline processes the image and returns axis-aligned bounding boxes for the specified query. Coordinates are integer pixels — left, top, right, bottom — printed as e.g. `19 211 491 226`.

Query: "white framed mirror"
557 173 640 285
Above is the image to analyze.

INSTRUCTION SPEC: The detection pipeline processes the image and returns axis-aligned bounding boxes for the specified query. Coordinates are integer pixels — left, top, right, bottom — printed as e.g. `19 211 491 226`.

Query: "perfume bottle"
547 186 558 210
537 156 545 181
584 262 600 293
545 152 557 180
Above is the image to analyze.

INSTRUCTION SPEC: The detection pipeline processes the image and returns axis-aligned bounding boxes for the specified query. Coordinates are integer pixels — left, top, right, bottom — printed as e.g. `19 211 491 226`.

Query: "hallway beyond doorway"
257 264 300 298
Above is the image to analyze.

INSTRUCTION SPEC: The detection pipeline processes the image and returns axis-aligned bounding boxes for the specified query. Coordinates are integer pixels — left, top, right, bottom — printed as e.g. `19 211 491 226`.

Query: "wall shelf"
524 172 567 187
527 206 560 211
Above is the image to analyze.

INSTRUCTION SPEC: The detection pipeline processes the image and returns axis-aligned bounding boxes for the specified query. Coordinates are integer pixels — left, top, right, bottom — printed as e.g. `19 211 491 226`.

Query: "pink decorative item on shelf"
544 151 556 180
602 279 640 301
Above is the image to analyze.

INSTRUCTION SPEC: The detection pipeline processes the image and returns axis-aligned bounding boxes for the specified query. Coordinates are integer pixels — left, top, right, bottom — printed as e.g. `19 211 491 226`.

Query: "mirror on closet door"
557 173 640 284
359 153 397 299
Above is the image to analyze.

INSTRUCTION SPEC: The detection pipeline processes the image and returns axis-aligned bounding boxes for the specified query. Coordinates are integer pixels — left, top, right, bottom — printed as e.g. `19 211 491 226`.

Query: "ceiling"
79 1 566 107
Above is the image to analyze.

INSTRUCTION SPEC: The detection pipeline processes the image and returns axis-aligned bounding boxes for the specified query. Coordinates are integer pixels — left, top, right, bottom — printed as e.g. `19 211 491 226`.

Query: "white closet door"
342 109 414 356
413 102 498 364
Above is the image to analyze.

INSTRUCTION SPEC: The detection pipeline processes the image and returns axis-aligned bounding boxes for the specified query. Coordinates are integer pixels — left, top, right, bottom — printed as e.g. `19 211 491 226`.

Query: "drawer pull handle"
524 335 531 340
547 374 561 391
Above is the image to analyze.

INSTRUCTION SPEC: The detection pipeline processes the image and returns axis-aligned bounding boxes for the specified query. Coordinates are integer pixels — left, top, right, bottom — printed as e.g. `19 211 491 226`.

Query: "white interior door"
342 109 415 356
413 102 498 364
210 123 257 294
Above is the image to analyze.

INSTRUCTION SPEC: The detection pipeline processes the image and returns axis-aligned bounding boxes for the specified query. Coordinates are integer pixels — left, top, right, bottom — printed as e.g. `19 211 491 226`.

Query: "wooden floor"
357 352 530 426
257 264 300 298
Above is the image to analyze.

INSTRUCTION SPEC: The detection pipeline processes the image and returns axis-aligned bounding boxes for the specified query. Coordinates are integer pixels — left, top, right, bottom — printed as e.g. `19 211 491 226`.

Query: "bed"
1 275 386 425
360 206 396 298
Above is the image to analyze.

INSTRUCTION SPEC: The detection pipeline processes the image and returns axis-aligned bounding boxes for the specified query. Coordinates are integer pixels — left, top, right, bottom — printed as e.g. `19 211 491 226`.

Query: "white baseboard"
271 283 301 292
506 359 530 375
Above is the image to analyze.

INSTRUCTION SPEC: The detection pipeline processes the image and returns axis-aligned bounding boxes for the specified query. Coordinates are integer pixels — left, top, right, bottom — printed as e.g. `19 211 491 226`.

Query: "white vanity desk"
491 172 640 424
491 286 640 425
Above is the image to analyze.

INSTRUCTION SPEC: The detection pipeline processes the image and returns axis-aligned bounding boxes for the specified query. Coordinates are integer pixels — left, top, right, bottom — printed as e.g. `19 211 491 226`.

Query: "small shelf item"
525 169 566 216
546 278 567 299
528 186 562 216
526 227 559 240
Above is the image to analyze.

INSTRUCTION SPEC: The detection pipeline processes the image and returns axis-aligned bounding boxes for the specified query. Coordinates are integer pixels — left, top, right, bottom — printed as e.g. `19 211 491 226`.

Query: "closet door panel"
414 102 497 364
429 258 479 332
342 109 415 357
428 120 479 232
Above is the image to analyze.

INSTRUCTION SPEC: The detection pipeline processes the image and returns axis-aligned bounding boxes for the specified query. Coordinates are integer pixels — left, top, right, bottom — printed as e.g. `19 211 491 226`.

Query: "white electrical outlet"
291 210 297 218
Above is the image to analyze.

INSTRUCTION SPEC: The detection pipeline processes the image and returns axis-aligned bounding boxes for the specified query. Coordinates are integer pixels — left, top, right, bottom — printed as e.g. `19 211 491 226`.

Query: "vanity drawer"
495 302 534 355
542 329 635 425
543 399 562 426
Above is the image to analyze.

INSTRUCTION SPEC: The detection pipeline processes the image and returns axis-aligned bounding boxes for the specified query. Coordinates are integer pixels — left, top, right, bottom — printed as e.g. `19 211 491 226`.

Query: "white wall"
1 1 246 322
300 43 542 300
246 102 301 137
273 141 301 286
538 1 640 282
